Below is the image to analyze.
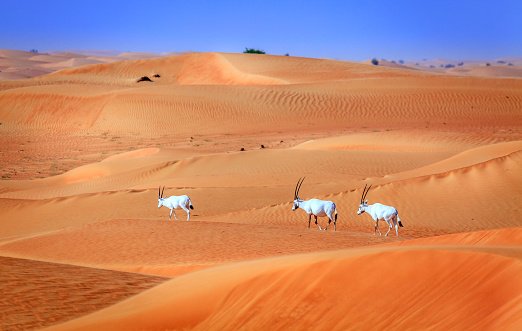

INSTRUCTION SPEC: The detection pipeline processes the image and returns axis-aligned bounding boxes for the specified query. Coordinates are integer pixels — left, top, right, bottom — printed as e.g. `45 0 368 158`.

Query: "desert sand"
0 51 521 330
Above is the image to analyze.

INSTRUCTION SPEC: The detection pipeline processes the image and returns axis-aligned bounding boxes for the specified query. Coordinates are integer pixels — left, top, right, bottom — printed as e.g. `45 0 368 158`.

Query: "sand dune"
1 51 521 330
0 256 166 330
46 228 522 331
0 49 158 80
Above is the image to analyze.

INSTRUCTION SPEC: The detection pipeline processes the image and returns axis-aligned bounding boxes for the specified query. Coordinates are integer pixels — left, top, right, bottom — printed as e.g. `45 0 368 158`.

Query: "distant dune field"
0 51 521 330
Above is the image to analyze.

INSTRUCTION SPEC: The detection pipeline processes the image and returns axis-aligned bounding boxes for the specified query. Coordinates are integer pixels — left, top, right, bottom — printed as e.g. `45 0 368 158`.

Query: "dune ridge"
45 228 522 331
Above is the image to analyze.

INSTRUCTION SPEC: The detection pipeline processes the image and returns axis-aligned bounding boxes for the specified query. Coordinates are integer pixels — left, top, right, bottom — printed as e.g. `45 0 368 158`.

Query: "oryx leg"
308 214 311 228
393 215 399 236
314 215 322 231
375 219 382 236
325 213 334 231
169 209 178 221
180 205 190 221
384 220 392 236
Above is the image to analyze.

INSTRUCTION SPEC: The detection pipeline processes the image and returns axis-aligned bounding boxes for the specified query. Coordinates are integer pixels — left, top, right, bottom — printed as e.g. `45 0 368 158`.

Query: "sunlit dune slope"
46 228 522 331
1 52 521 136
0 135 520 254
0 49 160 80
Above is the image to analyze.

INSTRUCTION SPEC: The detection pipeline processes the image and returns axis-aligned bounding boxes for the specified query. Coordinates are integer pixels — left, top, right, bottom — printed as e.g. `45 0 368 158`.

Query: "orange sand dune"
46 228 522 331
2 52 521 136
1 133 519 243
0 49 158 80
0 256 166 330
1 51 521 330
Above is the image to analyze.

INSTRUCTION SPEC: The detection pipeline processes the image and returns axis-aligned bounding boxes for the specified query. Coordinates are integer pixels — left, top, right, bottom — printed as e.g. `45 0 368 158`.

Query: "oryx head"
292 177 305 211
357 184 371 215
158 186 165 208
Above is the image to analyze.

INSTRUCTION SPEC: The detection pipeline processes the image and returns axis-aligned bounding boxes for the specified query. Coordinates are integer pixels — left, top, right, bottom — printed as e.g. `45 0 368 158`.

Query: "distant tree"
508 63 514 66
29 49 38 53
486 62 491 66
244 48 265 54
284 53 290 56
457 62 464 66
371 58 379 65
398 59 404 64
429 65 435 68
497 60 506 64
444 64 455 68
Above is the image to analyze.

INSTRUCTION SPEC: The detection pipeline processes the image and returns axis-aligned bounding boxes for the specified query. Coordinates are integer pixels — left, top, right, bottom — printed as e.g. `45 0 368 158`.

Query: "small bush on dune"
371 58 379 65
137 76 153 82
244 48 266 54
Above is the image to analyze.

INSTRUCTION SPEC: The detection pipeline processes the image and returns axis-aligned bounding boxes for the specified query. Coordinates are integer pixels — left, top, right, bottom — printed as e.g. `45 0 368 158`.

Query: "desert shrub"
29 49 38 53
444 64 455 68
486 62 491 66
497 60 506 64
137 76 153 82
508 63 514 66
244 48 265 54
398 59 404 64
457 62 464 66
371 58 379 65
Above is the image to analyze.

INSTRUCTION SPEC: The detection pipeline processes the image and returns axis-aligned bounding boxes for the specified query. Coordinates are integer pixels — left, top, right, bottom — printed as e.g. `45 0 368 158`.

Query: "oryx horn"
361 184 372 203
294 177 305 199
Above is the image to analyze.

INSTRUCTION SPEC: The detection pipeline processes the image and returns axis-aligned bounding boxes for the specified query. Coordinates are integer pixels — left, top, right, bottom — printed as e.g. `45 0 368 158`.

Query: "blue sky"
2 0 521 60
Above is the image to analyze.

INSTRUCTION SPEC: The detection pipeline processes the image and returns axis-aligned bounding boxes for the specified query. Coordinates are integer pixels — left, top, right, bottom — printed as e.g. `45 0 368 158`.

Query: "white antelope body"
357 184 403 236
157 186 194 221
292 177 338 231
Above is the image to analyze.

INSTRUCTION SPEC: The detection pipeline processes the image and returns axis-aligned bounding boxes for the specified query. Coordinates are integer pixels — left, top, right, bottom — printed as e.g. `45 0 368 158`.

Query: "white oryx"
157 186 194 221
292 177 338 231
356 184 403 236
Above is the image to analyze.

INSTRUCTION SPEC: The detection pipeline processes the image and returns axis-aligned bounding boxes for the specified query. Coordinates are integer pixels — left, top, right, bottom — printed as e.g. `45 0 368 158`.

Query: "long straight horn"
296 177 305 198
161 186 165 198
360 184 367 203
294 178 301 199
362 184 372 202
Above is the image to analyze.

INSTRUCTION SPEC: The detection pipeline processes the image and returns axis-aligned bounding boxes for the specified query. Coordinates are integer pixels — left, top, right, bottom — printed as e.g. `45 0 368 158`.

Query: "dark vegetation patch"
137 76 153 82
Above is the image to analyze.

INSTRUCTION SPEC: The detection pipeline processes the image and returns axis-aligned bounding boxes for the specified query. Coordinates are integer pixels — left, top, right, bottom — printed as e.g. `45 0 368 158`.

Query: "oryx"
157 186 194 221
292 177 338 231
356 184 403 236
